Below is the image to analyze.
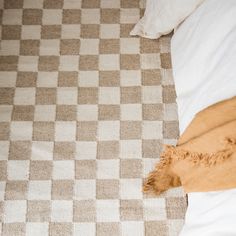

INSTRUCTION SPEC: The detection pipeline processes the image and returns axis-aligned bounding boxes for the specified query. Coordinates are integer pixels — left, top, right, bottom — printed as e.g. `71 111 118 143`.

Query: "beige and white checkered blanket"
0 0 187 235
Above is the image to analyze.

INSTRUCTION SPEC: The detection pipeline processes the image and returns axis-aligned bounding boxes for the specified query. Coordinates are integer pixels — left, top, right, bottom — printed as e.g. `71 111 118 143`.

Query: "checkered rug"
0 0 187 235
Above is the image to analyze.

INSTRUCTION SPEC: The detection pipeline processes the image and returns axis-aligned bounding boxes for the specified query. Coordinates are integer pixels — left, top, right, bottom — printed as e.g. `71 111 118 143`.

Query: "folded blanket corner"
143 96 236 195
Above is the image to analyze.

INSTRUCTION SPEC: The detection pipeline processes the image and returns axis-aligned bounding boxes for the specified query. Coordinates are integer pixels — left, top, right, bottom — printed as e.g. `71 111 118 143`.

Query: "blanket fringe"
143 137 236 194
164 137 236 166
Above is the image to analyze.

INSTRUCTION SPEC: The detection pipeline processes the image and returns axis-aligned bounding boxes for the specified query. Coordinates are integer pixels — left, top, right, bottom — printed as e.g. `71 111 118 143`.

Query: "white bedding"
171 0 236 235
180 188 236 236
171 0 236 135
132 0 236 234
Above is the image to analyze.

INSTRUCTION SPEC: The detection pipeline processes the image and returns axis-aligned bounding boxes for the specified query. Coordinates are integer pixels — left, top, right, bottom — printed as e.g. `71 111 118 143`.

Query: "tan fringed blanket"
143 96 236 194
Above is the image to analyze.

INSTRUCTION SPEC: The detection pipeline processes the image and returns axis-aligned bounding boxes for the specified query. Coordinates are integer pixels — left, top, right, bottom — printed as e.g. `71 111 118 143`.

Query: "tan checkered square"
2 223 26 236
75 160 96 179
82 0 100 8
99 39 120 54
79 55 99 71
80 24 100 38
97 141 119 159
33 122 55 141
0 56 18 71
54 141 75 160
12 106 34 121
2 25 21 40
27 200 51 222
4 0 24 9
9 141 31 160
41 25 62 39
96 179 119 199
23 9 42 25
97 222 120 236
36 88 56 105
30 161 53 180
52 180 74 200
74 200 96 222
120 200 143 220
58 71 78 87
20 40 40 56
49 223 73 236
62 9 81 24
120 159 142 178
38 56 59 71
16 72 37 87
44 0 64 9
5 181 28 200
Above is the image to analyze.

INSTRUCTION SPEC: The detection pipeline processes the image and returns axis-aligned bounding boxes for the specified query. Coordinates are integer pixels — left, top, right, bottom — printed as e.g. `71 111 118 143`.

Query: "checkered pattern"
0 0 187 235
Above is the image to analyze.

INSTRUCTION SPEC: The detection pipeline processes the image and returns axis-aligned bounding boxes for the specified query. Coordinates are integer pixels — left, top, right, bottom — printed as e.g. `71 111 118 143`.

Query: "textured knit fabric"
143 96 236 194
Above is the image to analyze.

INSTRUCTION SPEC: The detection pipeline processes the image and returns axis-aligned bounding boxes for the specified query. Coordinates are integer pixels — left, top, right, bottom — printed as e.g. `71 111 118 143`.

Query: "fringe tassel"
164 137 236 166
143 137 236 194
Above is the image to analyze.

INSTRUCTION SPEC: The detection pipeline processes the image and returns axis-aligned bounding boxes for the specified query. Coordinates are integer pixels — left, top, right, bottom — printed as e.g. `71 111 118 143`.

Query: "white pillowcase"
130 0 205 39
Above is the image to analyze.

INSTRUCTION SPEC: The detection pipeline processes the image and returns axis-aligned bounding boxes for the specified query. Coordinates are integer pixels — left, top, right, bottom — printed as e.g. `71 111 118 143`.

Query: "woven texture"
0 0 187 235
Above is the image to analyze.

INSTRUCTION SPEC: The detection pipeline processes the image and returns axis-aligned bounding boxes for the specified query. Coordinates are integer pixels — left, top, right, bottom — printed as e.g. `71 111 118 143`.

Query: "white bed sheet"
180 188 236 236
170 0 236 235
132 0 236 234
171 0 236 135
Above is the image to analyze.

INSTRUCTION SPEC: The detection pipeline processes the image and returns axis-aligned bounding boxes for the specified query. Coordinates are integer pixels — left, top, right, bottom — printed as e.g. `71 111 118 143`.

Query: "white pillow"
130 0 205 39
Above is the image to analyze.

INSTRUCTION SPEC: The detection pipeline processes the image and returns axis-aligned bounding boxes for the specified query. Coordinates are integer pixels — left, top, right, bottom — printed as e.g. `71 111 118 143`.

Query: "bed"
131 0 236 235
